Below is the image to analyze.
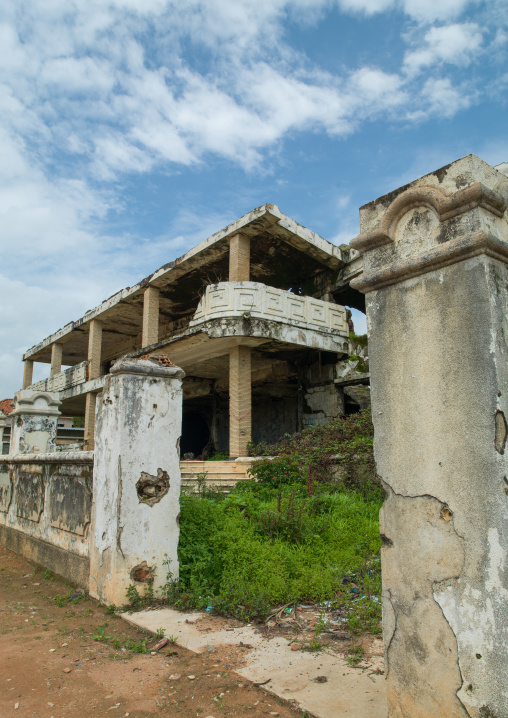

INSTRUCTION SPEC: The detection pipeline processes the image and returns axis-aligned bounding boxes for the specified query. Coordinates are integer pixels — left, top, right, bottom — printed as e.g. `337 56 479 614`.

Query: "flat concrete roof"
24 204 354 365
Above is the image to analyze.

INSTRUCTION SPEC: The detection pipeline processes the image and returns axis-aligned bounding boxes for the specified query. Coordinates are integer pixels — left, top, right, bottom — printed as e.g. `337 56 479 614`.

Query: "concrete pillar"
89 356 184 606
350 154 508 718
50 343 63 376
9 390 61 454
84 393 97 451
84 319 103 450
142 286 160 347
229 344 251 456
22 360 34 389
0 410 7 455
229 232 250 281
88 319 103 380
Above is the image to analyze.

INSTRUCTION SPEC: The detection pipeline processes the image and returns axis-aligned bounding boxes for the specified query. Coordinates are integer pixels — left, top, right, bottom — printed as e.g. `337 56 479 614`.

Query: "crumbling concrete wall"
0 453 93 586
90 356 184 606
351 154 508 717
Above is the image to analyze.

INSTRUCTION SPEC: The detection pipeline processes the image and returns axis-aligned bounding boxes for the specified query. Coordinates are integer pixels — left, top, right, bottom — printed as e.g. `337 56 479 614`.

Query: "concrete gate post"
9 390 61 455
89 356 185 606
350 155 508 718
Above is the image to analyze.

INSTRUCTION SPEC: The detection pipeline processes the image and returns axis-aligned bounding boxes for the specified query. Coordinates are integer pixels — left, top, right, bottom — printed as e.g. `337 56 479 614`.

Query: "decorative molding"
350 183 507 254
190 281 349 337
350 230 508 293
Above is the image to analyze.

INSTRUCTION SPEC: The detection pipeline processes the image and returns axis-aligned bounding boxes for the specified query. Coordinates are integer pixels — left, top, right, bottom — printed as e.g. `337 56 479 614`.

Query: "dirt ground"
0 547 307 718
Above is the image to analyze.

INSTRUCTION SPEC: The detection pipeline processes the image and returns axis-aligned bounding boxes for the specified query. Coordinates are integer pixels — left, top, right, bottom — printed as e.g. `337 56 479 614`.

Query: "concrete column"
0 410 7 455
229 232 250 281
229 344 251 457
84 393 97 451
142 286 160 347
350 154 508 718
88 319 103 380
22 360 34 389
9 390 61 454
89 356 184 606
50 343 63 377
84 319 103 450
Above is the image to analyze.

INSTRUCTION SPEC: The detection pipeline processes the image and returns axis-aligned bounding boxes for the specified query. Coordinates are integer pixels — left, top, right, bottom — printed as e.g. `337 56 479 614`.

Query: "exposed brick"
142 286 160 347
22 360 33 389
229 344 251 456
229 233 250 281
88 319 103 381
50 343 62 377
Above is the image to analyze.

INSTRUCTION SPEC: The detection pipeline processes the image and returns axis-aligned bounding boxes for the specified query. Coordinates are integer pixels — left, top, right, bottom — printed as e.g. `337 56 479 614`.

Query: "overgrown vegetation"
152 410 383 632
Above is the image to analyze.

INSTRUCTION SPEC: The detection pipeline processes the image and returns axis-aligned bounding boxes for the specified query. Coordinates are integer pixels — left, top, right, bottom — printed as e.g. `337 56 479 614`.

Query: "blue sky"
1 0 507 397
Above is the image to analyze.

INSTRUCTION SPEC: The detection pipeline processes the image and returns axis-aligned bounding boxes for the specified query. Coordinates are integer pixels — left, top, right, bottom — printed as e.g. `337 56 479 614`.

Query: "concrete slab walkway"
124 607 388 718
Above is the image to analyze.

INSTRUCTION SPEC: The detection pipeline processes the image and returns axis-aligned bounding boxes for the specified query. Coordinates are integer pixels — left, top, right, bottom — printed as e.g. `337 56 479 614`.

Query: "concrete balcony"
190 282 349 338
31 361 88 393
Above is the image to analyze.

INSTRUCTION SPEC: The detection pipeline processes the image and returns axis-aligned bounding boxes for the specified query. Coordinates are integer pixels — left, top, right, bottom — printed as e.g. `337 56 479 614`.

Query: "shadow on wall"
180 410 210 458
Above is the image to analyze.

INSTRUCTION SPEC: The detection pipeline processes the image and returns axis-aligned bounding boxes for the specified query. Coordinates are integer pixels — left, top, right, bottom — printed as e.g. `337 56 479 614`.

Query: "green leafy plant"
247 456 304 487
154 627 166 640
124 638 149 654
208 452 229 461
93 624 112 642
347 640 365 666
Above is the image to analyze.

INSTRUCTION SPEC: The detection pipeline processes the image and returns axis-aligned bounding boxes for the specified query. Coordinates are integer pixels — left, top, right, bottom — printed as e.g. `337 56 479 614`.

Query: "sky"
1 0 507 397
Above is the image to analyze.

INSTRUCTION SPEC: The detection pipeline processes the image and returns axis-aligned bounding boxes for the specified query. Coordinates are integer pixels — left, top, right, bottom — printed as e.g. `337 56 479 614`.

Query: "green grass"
122 411 385 632
168 483 382 621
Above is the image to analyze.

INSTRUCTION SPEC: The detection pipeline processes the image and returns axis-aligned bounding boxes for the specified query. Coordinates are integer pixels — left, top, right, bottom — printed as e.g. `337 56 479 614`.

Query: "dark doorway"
180 410 210 457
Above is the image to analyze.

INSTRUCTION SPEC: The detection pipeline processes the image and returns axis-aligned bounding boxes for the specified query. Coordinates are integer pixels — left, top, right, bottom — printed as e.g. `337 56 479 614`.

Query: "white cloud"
0 0 503 396
338 0 477 22
420 76 473 117
404 23 483 75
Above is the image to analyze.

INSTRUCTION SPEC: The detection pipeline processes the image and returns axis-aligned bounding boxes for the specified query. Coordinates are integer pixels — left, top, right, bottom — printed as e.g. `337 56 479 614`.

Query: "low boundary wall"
0 451 93 587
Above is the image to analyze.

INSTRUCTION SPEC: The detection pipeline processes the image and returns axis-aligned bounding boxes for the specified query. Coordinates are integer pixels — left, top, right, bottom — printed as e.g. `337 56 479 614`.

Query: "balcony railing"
190 282 349 336
30 361 88 393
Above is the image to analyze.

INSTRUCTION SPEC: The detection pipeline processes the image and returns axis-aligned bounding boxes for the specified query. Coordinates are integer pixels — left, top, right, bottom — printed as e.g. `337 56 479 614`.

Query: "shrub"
247 456 304 487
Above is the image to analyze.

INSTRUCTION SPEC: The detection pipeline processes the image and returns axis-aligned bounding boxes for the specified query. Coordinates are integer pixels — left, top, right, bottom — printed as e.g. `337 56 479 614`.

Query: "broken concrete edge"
119 611 320 718
110 356 185 380
351 229 508 293
0 451 94 465
350 180 507 254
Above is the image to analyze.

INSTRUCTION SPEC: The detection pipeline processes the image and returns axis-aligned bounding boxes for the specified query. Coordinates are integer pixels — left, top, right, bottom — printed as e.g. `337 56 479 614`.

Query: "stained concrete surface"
124 607 388 718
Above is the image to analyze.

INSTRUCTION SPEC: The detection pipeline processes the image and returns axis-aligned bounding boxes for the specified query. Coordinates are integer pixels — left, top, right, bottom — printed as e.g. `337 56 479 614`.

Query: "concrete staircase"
180 459 259 489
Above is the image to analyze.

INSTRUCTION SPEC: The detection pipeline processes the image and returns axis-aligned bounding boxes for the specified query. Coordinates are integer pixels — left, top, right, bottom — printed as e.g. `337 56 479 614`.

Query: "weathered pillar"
89 356 184 606
229 344 251 457
87 319 103 380
350 154 508 718
0 410 7 455
142 286 160 347
229 232 250 281
84 319 103 450
22 360 34 389
84 393 97 451
50 343 63 377
9 390 61 454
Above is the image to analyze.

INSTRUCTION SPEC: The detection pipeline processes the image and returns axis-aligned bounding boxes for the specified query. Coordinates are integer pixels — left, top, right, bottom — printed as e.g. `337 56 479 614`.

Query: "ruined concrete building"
20 204 369 457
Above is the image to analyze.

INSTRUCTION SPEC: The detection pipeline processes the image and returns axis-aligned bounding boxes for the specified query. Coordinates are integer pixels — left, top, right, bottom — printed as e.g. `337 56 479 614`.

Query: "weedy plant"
347 640 365 666
92 624 112 642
